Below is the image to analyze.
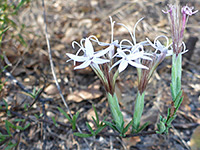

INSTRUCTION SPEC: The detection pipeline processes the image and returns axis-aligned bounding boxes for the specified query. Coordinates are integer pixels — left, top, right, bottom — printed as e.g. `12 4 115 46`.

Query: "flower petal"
128 60 148 69
74 59 91 70
109 59 122 72
117 49 128 58
127 52 143 60
66 53 88 62
140 55 152 60
94 46 111 57
85 38 94 57
93 58 110 64
118 60 128 73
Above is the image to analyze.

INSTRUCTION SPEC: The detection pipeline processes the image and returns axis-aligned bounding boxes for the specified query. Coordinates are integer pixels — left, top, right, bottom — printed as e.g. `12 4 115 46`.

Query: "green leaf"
123 120 133 135
18 33 27 46
170 83 175 101
57 107 72 123
166 115 176 126
157 121 166 134
104 121 119 133
52 117 58 127
74 132 92 138
113 70 119 87
92 104 99 125
86 122 94 135
94 125 106 135
17 0 26 9
167 108 171 118
92 116 98 127
23 123 30 130
5 121 12 136
71 111 79 130
174 90 182 108
5 142 17 150
13 119 25 122
137 121 150 133
34 114 39 119
175 97 183 112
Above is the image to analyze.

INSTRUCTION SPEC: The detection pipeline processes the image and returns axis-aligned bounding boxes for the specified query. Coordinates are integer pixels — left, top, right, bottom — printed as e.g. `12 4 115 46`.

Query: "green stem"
106 92 124 132
171 53 182 98
132 91 145 133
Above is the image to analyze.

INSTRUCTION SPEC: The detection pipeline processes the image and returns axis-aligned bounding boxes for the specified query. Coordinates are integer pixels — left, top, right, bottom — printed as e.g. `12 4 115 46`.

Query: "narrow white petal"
108 44 115 58
74 59 91 70
93 58 110 64
109 60 122 72
156 40 164 50
128 61 148 69
117 49 128 58
146 38 157 49
118 60 128 73
85 38 94 57
141 55 152 60
128 52 143 60
94 46 111 57
66 53 88 62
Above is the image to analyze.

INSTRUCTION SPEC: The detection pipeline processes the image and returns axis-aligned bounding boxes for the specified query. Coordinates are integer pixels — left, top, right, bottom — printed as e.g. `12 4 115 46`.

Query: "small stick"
41 0 91 149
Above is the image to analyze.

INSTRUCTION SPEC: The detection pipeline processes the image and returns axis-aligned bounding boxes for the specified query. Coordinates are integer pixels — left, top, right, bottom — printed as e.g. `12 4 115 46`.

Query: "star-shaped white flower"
146 36 173 57
66 38 110 70
110 48 151 73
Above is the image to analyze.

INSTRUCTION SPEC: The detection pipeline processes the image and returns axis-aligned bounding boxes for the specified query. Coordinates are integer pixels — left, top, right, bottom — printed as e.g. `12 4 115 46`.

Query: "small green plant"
58 107 80 131
0 0 30 47
0 100 30 149
0 1 31 149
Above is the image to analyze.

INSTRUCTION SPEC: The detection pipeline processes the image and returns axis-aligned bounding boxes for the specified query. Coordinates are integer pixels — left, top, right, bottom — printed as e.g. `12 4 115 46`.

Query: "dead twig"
41 0 91 149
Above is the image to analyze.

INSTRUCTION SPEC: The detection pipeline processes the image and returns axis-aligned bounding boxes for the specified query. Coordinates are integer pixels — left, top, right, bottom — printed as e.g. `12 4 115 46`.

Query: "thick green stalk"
157 53 183 134
171 53 182 100
106 92 124 132
132 91 145 133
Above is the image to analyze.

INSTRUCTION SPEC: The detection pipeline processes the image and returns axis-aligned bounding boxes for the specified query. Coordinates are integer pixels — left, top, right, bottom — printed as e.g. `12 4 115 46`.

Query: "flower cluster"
66 4 198 135
66 18 173 84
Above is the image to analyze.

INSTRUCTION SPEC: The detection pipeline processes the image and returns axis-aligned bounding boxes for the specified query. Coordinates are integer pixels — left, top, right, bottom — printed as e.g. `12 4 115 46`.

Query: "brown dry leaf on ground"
190 126 200 150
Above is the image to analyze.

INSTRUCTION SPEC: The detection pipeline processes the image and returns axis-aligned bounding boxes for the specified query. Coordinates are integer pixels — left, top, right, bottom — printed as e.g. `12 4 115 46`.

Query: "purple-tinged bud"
181 5 198 16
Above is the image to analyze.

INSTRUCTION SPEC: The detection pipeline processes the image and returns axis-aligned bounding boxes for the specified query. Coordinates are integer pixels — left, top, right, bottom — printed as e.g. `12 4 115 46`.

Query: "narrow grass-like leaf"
94 125 106 135
72 112 79 131
104 121 119 133
175 97 183 111
174 90 182 108
92 104 99 125
86 122 94 135
137 121 150 133
5 120 12 136
57 107 72 123
123 120 133 135
74 132 92 138
52 117 58 127
5 142 17 150
92 117 98 127
13 119 25 122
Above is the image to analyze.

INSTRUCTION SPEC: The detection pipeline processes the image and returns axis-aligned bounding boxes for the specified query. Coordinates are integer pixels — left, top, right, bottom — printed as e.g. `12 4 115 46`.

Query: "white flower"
66 38 110 70
110 48 151 73
146 35 173 57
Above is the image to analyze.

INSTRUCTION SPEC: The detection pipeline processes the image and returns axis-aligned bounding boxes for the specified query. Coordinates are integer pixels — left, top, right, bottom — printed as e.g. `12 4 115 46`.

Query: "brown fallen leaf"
44 84 59 95
122 136 141 149
190 126 200 150
67 89 102 102
67 80 102 102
